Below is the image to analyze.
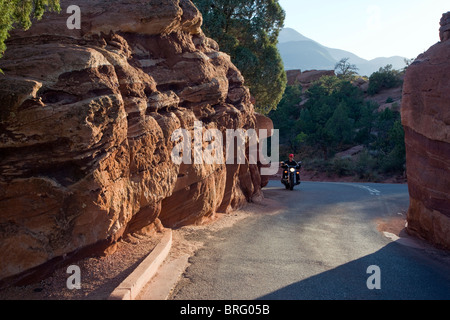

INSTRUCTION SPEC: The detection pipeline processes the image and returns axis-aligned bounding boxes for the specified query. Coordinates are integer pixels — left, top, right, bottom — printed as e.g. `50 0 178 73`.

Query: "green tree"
192 0 287 115
367 64 402 95
373 107 396 151
354 101 377 144
297 108 314 135
334 57 359 81
0 0 60 68
325 101 354 147
371 108 405 174
269 84 302 152
379 118 406 173
296 75 367 159
310 126 334 160
269 70 407 178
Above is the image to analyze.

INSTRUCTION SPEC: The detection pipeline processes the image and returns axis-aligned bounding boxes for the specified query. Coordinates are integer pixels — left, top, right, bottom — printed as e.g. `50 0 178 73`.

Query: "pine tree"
192 0 287 115
0 0 61 71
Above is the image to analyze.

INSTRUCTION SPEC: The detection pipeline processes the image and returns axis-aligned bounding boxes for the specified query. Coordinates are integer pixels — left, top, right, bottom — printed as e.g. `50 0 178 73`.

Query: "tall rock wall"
401 12 450 249
0 0 269 286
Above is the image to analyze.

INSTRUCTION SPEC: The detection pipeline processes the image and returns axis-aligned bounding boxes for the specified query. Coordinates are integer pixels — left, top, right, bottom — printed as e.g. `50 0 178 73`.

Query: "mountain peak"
277 27 406 76
278 27 312 43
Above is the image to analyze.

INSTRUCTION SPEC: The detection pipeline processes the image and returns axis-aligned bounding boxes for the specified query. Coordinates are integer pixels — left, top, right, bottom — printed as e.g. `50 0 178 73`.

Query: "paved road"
169 181 450 300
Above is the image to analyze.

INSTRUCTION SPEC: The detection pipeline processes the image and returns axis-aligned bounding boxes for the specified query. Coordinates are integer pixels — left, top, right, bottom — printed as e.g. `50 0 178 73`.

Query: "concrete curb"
108 229 172 300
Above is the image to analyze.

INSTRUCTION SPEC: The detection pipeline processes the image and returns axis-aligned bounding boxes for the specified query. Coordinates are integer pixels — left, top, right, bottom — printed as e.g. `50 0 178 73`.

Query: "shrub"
367 65 402 95
328 158 354 177
354 151 378 180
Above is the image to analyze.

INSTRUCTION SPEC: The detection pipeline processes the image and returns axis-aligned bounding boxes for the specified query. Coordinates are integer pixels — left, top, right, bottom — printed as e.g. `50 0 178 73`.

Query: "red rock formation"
401 12 450 250
0 0 271 286
285 69 335 90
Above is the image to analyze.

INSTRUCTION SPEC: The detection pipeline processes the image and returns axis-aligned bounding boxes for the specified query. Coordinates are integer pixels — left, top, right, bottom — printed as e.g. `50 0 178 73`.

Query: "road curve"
169 181 450 300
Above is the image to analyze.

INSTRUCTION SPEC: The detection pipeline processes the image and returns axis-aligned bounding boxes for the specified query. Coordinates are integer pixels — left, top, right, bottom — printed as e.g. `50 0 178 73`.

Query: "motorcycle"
281 161 301 190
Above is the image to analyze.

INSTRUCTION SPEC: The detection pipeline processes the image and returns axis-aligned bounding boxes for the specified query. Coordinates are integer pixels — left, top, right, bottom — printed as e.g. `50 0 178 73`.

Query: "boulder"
440 11 450 42
286 70 302 85
401 12 450 249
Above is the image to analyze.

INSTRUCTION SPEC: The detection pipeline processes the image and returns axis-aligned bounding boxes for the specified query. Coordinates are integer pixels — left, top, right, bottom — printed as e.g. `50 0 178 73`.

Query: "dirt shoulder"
0 230 164 300
0 195 284 300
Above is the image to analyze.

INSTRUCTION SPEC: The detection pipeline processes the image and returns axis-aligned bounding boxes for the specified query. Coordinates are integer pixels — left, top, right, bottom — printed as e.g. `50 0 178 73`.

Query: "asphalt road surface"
169 181 450 300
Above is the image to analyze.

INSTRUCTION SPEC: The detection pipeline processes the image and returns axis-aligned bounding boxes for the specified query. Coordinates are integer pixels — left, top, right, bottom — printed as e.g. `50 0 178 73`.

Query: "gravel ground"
0 229 164 300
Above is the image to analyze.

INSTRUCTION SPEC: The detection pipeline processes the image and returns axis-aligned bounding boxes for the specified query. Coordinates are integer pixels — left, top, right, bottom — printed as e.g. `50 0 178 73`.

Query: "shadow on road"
257 242 450 300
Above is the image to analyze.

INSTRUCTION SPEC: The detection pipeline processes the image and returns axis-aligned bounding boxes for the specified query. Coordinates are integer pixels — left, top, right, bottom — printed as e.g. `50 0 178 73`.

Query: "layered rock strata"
0 0 269 286
401 12 450 249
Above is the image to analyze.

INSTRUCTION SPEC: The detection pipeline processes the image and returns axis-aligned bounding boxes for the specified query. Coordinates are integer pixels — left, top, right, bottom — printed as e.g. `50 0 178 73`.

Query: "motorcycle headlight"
290 168 295 172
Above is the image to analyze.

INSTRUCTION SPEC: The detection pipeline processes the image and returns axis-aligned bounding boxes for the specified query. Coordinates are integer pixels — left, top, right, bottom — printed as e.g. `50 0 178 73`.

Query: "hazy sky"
278 0 449 60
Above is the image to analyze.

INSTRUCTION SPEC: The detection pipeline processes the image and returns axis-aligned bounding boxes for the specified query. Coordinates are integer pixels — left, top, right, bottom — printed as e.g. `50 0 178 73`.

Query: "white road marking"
333 183 381 196
357 185 381 196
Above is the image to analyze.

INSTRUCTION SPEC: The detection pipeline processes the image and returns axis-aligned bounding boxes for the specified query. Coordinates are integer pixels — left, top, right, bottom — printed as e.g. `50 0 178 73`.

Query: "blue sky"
278 0 449 60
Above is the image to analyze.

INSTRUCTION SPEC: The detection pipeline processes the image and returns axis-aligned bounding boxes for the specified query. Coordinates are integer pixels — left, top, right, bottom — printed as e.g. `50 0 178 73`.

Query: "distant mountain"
277 28 407 77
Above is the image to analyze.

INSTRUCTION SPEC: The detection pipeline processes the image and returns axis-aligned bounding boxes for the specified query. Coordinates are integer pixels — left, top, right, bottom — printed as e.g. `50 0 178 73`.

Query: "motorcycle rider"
282 154 301 185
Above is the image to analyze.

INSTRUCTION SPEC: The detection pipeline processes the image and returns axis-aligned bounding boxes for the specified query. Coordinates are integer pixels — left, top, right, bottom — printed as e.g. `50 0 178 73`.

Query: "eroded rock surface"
401 12 450 249
0 0 270 286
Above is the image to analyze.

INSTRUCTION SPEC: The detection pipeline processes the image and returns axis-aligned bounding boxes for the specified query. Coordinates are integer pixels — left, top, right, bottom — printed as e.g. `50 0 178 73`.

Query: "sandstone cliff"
0 0 269 286
401 12 450 249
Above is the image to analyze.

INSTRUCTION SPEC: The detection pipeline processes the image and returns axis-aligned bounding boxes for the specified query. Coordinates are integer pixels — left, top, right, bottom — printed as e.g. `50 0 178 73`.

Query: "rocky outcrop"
0 0 269 286
401 12 450 250
286 69 335 90
440 12 450 42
